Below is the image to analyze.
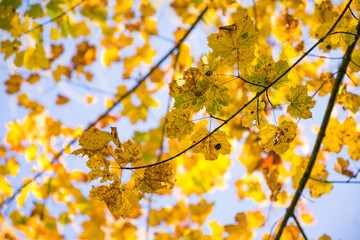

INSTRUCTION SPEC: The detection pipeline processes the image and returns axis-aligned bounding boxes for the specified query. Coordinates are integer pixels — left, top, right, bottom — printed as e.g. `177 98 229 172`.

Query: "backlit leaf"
286 85 315 119
191 127 231 160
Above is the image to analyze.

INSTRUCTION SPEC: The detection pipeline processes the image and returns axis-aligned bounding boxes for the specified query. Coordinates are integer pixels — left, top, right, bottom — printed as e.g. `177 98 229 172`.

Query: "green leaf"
26 4 44 18
81 6 107 22
204 86 229 115
286 85 315 119
1 0 21 9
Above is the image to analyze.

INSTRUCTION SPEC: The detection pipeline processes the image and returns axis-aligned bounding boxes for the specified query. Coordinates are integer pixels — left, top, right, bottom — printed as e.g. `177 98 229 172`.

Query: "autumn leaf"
5 75 23 94
189 199 214 225
165 109 195 141
207 15 258 67
286 85 315 119
242 100 268 128
243 55 289 92
170 67 229 115
55 94 69 105
259 120 297 154
334 158 355 178
190 127 231 160
115 140 142 165
78 127 114 150
135 163 174 193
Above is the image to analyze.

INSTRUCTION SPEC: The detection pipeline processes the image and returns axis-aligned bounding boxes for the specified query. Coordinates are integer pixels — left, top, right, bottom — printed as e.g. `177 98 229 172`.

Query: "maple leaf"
207 15 258 67
165 109 195 141
90 182 142 219
204 85 230 115
115 140 142 165
259 120 297 154
170 67 229 115
243 55 289 92
242 100 268 128
189 199 214 225
286 85 315 119
78 127 114 150
135 162 174 193
190 127 231 160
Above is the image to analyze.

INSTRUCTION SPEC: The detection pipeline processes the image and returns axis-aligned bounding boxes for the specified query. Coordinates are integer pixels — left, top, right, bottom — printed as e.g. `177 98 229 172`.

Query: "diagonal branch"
274 4 360 240
0 6 208 211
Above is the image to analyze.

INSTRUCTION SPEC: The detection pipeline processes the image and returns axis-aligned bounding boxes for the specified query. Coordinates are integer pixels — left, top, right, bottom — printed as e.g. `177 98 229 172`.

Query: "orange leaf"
55 95 69 105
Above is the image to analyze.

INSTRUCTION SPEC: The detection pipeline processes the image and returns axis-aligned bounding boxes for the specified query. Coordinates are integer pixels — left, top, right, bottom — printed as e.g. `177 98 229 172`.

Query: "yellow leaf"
102 47 120 67
207 15 258 67
4 74 23 94
319 234 331 240
259 120 297 154
115 139 142 165
247 211 265 229
52 65 71 82
334 158 355 178
191 127 231 160
135 163 174 193
301 213 314 224
235 175 266 202
209 221 224 240
0 175 12 197
165 109 195 141
78 127 114 150
189 199 214 225
242 100 268 128
25 144 37 161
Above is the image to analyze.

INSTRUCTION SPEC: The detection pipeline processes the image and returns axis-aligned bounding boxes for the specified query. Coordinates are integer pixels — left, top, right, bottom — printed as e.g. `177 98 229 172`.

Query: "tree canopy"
1 0 360 239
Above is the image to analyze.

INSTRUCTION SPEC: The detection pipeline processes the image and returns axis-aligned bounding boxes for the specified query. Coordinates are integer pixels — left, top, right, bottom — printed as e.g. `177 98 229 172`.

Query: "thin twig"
308 54 343 60
309 176 360 184
329 31 358 37
237 75 267 88
350 59 360 68
292 213 309 240
348 7 359 20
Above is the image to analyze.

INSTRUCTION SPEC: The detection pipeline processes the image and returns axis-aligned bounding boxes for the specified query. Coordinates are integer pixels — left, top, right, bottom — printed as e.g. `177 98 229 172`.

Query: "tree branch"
274 2 360 239
292 213 309 240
